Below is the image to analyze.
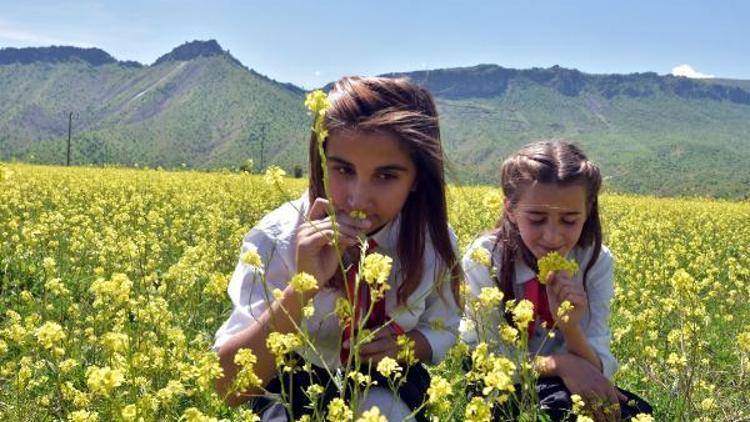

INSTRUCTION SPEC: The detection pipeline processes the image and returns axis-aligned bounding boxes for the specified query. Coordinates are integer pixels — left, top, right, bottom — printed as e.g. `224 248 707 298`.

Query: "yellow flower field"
1 163 748 421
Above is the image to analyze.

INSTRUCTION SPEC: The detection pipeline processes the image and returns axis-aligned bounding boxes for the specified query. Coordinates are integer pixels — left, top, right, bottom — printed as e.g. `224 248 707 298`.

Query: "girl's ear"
504 199 517 224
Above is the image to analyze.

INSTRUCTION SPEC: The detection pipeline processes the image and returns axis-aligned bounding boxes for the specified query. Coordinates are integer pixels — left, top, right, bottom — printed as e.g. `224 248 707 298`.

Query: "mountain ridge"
1 41 749 198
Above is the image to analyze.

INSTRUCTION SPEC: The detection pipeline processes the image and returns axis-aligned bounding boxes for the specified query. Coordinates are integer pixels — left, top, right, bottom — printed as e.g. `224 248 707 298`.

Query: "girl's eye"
529 218 545 225
334 166 353 176
377 172 397 181
562 218 579 225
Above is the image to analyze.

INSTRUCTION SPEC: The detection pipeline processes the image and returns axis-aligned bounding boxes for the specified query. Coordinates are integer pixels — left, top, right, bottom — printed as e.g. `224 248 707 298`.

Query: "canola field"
1 163 748 421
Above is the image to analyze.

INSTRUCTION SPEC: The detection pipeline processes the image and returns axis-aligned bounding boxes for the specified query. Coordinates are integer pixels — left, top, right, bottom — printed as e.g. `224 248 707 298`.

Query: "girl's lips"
539 246 563 255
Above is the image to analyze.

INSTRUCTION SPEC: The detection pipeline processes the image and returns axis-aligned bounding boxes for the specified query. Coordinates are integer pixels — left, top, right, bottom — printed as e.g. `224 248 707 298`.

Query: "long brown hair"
492 140 603 303
308 76 461 304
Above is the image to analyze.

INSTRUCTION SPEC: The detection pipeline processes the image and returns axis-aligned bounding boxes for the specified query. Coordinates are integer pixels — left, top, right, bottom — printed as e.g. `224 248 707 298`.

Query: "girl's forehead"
515 182 587 212
327 131 414 168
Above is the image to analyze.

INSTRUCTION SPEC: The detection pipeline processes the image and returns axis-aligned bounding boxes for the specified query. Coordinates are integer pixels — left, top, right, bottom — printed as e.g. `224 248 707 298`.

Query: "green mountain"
1 42 749 198
0 40 309 171
386 65 750 198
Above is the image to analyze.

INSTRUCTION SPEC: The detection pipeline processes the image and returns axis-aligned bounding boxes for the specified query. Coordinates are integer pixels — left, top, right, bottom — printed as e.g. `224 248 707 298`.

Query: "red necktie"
340 239 404 364
523 277 555 336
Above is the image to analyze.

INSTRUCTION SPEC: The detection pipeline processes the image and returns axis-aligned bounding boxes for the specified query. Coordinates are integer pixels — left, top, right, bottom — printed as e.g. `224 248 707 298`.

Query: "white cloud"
0 20 91 47
671 64 715 79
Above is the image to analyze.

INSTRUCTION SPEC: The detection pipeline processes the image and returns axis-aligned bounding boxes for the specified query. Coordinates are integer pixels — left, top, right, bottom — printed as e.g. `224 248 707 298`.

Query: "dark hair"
308 76 461 304
492 140 603 304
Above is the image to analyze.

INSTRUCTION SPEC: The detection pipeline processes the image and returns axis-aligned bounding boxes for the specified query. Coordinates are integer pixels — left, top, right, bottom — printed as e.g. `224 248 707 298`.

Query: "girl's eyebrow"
522 208 582 215
327 156 410 172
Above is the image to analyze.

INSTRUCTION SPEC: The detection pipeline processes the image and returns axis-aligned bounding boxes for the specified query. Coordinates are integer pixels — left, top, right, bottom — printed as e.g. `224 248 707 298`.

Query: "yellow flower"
240 246 263 268
89 273 132 308
193 351 224 392
335 297 352 321
670 269 695 291
44 278 69 297
557 300 575 323
85 365 125 397
305 90 331 116
290 272 318 294
349 209 367 220
362 253 393 287
237 409 261 422
512 299 535 330
470 247 491 267
303 303 315 317
631 414 655 422
263 165 286 186
500 325 518 344
42 257 56 274
101 331 129 354
121 404 137 421
464 397 492 422
537 251 578 284
35 321 66 350
480 356 516 400
699 397 716 411
327 397 353 421
427 375 452 404
68 410 98 422
348 370 375 387
482 191 503 213
155 379 186 403
478 286 504 307
738 331 750 352
305 384 324 400
0 164 12 181
266 332 302 367
233 348 263 392
182 407 219 422
396 335 418 365
571 393 586 414
356 406 387 422
376 357 402 379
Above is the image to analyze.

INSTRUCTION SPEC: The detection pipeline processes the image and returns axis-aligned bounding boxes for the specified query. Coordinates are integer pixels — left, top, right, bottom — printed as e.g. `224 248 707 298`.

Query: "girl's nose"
346 181 372 211
542 224 563 245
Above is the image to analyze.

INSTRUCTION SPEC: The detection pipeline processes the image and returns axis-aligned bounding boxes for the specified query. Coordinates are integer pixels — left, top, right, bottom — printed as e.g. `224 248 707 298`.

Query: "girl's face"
326 130 417 233
507 182 588 259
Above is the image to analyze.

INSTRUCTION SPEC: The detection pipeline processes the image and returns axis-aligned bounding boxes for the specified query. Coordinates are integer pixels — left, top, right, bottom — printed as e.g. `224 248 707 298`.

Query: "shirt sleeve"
460 237 507 351
582 246 618 380
213 227 293 351
414 233 463 365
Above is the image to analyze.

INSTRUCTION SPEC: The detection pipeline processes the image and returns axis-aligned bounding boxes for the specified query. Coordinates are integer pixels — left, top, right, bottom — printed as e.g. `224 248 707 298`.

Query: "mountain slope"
1 44 749 198
387 65 750 198
0 41 309 170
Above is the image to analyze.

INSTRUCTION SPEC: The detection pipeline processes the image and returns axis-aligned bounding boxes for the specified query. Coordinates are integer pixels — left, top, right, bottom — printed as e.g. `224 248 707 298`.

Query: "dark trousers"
529 377 652 421
252 358 431 422
468 376 653 421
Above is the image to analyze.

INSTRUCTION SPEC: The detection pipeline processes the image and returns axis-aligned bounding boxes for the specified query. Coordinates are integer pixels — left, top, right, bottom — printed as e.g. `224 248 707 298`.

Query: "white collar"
368 213 400 252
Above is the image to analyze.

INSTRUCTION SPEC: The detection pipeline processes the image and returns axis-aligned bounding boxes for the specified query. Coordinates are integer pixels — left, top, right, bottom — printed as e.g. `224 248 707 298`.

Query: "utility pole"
259 123 266 171
66 112 73 166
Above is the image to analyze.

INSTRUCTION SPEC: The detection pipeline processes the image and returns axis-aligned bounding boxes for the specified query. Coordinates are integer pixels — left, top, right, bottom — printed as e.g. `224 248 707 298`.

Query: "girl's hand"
546 270 587 329
296 198 371 290
355 328 399 364
557 354 626 422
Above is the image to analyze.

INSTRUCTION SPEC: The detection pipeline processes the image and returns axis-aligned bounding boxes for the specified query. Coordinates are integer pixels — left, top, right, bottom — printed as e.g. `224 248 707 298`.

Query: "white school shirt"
213 193 461 370
460 233 618 380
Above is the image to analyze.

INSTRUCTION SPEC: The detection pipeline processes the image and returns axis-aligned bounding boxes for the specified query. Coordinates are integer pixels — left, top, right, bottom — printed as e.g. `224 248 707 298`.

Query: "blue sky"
0 0 747 88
